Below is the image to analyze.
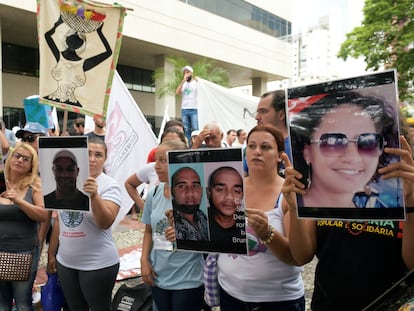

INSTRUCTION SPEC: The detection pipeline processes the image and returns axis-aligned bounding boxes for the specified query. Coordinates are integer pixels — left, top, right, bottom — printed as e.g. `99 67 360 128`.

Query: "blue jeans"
0 246 40 311
220 286 305 311
151 285 203 311
181 109 199 143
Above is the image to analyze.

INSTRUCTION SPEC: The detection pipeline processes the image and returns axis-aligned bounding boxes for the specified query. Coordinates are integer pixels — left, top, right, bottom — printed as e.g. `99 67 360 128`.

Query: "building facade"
0 0 292 129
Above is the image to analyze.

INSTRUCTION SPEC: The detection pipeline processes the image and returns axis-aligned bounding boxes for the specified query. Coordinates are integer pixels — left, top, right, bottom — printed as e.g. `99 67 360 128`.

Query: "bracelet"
261 225 275 244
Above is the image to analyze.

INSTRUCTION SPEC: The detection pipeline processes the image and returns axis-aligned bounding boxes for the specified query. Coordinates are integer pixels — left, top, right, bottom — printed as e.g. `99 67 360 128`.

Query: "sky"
292 0 364 37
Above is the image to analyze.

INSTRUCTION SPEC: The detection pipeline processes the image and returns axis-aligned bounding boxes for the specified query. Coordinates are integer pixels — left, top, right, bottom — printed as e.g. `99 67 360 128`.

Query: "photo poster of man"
37 0 127 117
287 69 404 220
168 148 248 254
39 136 90 212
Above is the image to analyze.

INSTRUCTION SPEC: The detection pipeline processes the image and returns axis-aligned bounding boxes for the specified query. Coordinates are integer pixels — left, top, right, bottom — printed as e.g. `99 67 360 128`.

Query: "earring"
306 161 312 189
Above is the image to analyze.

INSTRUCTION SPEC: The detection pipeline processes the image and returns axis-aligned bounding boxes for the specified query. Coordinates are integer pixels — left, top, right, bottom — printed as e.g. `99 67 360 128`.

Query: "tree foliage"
153 56 229 99
338 0 414 102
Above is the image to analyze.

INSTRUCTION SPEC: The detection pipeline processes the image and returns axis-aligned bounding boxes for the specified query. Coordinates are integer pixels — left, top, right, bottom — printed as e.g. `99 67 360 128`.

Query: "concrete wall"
120 0 291 78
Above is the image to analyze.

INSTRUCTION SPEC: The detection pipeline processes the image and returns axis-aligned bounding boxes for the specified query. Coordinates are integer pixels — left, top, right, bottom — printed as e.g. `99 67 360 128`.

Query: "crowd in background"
2 72 414 311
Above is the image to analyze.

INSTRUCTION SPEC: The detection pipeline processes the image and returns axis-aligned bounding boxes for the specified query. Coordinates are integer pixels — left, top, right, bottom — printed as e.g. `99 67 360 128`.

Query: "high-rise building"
290 0 366 87
265 1 366 92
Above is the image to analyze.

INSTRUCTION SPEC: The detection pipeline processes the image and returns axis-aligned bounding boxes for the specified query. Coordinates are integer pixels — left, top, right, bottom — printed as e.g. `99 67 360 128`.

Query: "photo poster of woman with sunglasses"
287 69 405 220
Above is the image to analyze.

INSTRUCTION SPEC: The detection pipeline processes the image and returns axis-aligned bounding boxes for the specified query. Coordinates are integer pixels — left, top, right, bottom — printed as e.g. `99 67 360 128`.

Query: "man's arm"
47 217 60 273
175 79 185 95
125 173 145 211
191 128 210 149
175 71 192 95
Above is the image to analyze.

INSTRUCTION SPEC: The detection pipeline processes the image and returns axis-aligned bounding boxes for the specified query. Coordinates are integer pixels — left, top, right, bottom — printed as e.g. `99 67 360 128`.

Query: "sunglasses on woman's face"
311 133 385 157
21 134 38 143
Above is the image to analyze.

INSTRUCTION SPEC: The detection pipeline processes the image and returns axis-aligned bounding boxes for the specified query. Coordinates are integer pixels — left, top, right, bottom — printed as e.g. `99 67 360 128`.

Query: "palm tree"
153 56 229 99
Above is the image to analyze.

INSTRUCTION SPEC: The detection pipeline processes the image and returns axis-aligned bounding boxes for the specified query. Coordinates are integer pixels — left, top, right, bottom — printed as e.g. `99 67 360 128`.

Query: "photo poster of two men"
39 136 90 212
168 148 248 254
287 69 405 220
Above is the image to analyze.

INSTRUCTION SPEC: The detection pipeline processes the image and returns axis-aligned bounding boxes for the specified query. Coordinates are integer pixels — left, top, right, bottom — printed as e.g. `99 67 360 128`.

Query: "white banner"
197 78 259 133
105 71 157 227
157 105 171 143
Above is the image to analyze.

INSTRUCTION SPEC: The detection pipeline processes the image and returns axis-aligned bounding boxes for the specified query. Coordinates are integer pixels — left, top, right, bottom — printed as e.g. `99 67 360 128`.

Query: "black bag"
112 280 152 311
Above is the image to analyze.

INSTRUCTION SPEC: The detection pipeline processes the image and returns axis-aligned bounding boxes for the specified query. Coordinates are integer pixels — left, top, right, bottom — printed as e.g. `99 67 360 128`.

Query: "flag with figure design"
37 0 127 117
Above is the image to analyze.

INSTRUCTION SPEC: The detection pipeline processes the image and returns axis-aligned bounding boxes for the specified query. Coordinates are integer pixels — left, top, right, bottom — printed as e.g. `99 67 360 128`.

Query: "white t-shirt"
136 162 159 200
217 195 304 302
181 80 198 109
57 173 122 270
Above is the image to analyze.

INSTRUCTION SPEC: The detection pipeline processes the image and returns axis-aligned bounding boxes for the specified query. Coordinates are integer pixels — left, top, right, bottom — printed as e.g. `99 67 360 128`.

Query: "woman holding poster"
47 137 122 311
216 125 305 310
284 133 414 310
283 83 414 309
141 140 204 311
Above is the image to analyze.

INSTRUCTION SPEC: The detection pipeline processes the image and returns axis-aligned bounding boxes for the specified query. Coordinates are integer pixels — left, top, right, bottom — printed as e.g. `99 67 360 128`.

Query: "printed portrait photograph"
168 148 248 254
39 136 90 211
287 70 404 220
204 161 247 254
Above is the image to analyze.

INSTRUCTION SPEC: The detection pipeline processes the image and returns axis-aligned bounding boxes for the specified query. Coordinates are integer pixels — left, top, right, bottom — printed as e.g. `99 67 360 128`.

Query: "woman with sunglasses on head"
0 143 48 310
15 122 48 153
283 90 414 310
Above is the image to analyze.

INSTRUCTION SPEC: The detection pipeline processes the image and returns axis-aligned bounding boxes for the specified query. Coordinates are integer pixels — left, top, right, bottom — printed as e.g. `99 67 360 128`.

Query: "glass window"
142 70 154 93
117 65 133 89
132 70 142 91
117 65 154 94
180 0 291 39
2 43 39 76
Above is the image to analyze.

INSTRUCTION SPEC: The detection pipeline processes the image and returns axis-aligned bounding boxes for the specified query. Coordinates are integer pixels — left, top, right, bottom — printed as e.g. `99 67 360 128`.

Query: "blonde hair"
5 142 40 191
158 140 188 151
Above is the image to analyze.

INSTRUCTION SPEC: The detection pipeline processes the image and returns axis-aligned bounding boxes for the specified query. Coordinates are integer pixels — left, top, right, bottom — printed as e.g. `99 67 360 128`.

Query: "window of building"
180 0 291 39
1 43 154 94
2 43 39 76
117 65 155 93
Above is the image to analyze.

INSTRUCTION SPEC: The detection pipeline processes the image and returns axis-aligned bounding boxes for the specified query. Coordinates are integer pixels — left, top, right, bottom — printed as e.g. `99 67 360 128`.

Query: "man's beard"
173 200 200 214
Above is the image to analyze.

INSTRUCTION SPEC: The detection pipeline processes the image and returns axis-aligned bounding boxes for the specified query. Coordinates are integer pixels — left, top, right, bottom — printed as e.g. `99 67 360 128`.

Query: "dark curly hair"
290 90 398 185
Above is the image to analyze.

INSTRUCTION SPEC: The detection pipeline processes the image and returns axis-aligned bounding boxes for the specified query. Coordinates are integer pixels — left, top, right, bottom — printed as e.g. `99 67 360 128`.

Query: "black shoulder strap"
153 184 159 197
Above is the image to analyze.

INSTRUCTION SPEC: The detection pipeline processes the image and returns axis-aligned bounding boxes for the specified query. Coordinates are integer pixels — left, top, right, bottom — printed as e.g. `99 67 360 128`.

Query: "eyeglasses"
21 134 38 143
311 133 385 157
12 152 32 163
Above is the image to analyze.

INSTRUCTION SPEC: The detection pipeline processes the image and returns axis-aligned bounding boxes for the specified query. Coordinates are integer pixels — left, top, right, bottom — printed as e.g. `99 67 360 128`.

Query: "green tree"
338 0 414 102
153 56 229 99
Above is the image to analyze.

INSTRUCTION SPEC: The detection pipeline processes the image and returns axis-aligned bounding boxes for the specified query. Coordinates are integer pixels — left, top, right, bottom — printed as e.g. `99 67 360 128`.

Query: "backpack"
111 278 152 311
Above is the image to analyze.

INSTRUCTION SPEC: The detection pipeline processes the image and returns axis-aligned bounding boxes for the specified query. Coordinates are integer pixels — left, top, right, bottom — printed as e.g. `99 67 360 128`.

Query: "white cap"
191 130 200 137
181 65 193 73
